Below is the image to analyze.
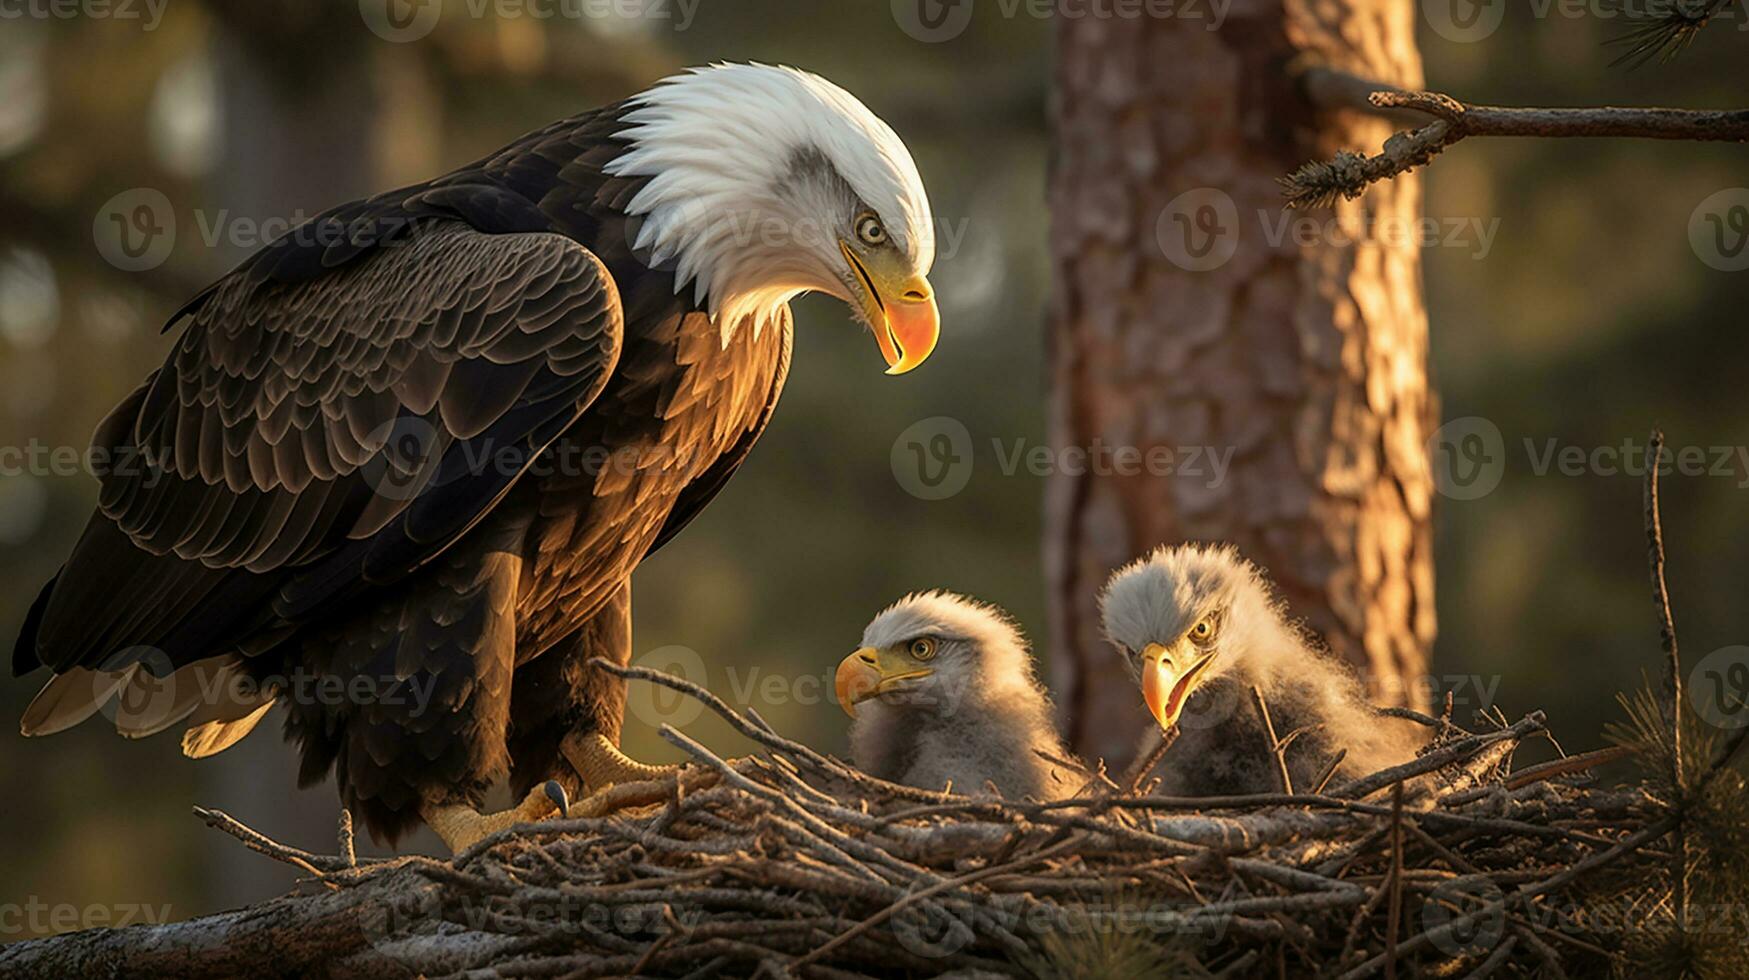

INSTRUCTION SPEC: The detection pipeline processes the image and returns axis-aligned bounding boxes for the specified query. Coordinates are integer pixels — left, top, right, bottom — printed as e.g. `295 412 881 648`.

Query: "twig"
1459 935 1519 980
1332 712 1546 800
1643 429 1688 929
1314 749 1349 795
1604 0 1732 68
1384 783 1405 980
337 810 357 868
192 806 358 879
1503 746 1632 790
1285 69 1749 207
1119 725 1180 793
1252 685 1296 794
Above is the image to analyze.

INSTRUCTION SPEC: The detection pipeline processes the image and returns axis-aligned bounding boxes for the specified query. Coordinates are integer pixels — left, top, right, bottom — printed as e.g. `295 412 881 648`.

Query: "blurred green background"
0 0 1743 935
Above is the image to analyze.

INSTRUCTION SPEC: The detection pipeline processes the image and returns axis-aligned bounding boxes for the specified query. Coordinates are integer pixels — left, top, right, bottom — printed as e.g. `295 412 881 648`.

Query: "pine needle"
1602 0 1731 69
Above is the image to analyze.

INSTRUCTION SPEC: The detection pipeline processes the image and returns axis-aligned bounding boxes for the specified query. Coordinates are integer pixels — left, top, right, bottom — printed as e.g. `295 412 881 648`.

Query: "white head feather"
606 63 935 342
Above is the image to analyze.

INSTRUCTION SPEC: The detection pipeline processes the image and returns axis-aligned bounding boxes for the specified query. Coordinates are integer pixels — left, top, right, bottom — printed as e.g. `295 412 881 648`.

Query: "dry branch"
1284 68 1749 207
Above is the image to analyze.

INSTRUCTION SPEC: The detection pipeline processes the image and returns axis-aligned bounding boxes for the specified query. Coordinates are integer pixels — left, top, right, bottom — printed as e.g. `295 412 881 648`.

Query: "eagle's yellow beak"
1140 642 1218 731
840 241 939 376
835 646 935 717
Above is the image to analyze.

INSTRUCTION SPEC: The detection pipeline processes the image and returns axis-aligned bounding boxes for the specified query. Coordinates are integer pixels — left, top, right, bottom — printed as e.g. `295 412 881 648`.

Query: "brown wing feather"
25 221 622 676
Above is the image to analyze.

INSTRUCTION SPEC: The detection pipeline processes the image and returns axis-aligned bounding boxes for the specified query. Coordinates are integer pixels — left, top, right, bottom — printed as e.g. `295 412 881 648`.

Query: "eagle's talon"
563 732 684 791
422 783 561 854
544 779 570 817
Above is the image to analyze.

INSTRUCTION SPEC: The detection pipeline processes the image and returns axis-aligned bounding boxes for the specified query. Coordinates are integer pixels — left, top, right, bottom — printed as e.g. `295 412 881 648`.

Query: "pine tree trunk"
1046 2 1436 768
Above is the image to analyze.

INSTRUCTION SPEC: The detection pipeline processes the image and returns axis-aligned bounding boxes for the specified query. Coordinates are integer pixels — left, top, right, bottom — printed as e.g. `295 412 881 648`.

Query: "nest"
181 658 1735 980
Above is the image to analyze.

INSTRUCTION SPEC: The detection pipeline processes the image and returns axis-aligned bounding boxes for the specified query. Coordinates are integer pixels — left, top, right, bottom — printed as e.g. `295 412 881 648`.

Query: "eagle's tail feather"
23 656 278 754
20 665 137 737
181 701 276 759
179 661 278 758
114 660 214 739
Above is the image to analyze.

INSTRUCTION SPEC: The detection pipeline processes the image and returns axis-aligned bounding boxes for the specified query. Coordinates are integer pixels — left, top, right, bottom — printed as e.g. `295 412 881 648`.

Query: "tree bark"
1047 1 1436 768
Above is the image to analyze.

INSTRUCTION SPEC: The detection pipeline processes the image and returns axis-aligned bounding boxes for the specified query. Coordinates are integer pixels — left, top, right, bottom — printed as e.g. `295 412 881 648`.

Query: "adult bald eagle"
13 64 939 850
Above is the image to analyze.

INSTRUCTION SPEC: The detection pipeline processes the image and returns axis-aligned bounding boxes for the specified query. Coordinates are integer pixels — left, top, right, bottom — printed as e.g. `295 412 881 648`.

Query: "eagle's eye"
908 637 937 660
856 213 888 246
1190 620 1214 643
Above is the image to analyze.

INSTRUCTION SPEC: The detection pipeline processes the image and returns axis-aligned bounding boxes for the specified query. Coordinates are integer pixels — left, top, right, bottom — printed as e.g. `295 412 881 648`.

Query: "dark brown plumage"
10 63 940 847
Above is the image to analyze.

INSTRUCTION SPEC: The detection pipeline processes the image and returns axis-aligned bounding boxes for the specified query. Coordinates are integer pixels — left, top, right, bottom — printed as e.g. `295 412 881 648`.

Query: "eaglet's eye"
856 213 888 246
908 637 937 660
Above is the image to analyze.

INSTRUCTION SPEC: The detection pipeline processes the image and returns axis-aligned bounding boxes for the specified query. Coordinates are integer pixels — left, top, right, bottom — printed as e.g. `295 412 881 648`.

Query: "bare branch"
1285 69 1749 207
1643 430 1690 929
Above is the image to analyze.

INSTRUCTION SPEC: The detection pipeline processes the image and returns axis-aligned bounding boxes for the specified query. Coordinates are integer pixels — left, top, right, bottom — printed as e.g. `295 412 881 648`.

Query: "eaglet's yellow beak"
1140 642 1219 731
839 241 939 376
835 646 934 717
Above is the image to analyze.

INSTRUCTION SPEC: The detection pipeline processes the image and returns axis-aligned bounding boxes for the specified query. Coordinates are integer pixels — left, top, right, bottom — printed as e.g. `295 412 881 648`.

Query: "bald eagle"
13 64 939 851
835 592 1081 801
1099 544 1417 796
